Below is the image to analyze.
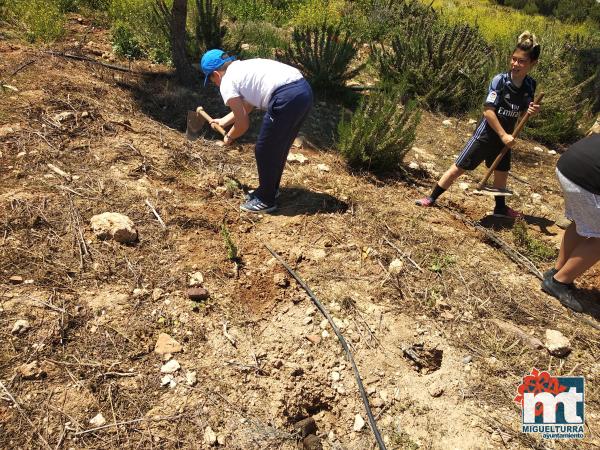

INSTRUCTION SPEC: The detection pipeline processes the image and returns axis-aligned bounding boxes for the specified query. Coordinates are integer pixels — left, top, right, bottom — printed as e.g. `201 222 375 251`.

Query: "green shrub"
337 87 421 173
284 22 363 92
226 20 288 58
109 0 171 63
374 18 493 113
223 0 294 25
512 220 557 263
11 0 65 42
111 20 143 58
290 0 345 27
193 0 225 53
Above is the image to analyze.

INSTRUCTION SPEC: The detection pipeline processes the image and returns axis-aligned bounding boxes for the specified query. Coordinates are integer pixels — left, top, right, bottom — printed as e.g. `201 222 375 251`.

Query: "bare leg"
492 170 508 189
554 233 600 284
438 164 465 190
555 222 586 270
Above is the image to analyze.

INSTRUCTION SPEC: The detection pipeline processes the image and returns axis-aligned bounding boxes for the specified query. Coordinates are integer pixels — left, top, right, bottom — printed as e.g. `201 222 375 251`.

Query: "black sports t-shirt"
475 72 536 144
557 133 600 195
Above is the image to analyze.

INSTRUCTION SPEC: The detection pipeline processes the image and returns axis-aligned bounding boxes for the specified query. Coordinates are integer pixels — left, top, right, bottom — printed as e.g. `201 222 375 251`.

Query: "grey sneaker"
240 197 277 214
541 276 583 313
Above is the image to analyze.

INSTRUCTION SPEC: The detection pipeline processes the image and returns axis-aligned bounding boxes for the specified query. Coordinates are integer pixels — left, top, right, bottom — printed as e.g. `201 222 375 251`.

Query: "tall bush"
374 18 493 113
193 0 225 53
337 87 421 173
11 0 65 42
284 22 363 92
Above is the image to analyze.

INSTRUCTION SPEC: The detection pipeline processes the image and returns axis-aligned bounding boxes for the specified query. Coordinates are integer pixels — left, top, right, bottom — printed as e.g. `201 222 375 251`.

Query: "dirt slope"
1 18 599 450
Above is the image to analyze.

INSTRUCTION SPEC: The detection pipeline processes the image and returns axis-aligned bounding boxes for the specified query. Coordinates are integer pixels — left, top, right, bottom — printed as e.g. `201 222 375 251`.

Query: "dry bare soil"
1 16 599 450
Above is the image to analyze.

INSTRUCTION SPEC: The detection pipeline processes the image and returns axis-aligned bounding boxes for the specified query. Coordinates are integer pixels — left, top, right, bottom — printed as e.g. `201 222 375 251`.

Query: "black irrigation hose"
265 243 387 450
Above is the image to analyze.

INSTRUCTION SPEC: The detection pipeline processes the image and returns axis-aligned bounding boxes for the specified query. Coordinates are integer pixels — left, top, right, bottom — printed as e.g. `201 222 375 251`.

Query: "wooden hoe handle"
196 106 227 137
477 92 545 190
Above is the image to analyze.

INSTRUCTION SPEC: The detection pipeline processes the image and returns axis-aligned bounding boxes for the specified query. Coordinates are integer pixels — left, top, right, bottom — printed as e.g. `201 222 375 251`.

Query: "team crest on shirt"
486 91 497 103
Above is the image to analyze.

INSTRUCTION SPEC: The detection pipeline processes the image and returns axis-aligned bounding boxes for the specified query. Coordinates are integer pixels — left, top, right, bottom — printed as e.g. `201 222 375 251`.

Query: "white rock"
204 426 217 446
353 414 366 431
317 163 331 172
155 333 183 354
388 258 403 275
548 150 557 155
459 182 470 190
321 330 330 338
287 152 308 164
241 43 250 50
545 329 571 357
53 111 76 123
442 119 453 127
160 359 181 373
320 319 329 329
186 371 197 386
379 390 389 402
160 374 176 388
303 317 313 325
217 434 226 446
408 161 420 170
331 371 341 382
305 306 316 316
11 319 30 334
89 412 107 427
533 146 544 152
90 212 137 243
188 272 204 286
152 288 164 301
531 193 542 203
467 119 477 125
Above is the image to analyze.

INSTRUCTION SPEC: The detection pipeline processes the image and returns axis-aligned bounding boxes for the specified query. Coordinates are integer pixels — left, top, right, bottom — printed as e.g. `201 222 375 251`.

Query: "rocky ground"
1 15 599 450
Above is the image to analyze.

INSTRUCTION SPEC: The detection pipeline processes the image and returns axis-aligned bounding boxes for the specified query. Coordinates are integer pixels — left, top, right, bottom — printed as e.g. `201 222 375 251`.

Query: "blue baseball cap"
200 49 236 86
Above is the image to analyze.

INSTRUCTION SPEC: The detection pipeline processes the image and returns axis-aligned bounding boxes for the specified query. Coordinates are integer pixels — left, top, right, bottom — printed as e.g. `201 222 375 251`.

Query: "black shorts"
455 138 511 172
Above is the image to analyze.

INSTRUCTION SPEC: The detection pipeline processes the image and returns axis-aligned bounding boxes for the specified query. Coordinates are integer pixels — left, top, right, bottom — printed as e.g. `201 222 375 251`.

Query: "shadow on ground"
272 187 348 217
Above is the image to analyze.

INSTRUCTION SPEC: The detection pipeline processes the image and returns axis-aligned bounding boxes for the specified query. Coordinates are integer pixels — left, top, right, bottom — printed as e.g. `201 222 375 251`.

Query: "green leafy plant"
284 22 363 92
512 220 557 263
193 0 225 53
374 17 493 113
11 0 65 42
337 87 420 173
111 20 143 58
226 20 287 59
221 222 238 261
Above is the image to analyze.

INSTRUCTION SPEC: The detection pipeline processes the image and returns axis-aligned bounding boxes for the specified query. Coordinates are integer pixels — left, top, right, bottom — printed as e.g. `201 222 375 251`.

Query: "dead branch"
145 199 167 229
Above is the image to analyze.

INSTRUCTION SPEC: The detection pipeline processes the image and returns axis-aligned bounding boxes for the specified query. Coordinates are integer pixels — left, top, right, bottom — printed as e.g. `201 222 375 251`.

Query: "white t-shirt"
219 59 303 110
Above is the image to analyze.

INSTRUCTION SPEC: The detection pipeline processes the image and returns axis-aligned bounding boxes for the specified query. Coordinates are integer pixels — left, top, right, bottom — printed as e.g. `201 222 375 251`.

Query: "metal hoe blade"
186 110 206 141
473 186 513 197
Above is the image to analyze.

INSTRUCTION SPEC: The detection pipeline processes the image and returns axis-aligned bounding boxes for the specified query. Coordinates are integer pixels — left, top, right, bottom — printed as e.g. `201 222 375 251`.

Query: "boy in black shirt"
416 31 541 218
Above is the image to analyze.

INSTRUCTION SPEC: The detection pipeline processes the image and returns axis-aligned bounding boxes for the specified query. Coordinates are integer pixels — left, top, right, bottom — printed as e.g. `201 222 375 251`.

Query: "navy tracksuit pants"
253 78 313 205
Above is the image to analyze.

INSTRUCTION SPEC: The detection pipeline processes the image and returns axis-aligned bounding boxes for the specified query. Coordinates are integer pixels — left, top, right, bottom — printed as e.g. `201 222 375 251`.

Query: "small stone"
90 212 137 243
331 371 341 382
533 146 544 152
186 371 197 386
320 319 329 330
202 425 216 444
379 390 389 402
81 111 90 118
187 287 209 301
152 288 164 301
273 273 289 288
442 119 453 127
555 217 571 230
388 258 403 275
467 118 477 125
321 330 330 338
408 161 420 170
160 374 175 388
462 355 473 364
241 43 250 50
287 152 308 164
371 398 385 408
303 317 313 325
306 334 321 344
188 272 204 286
294 417 317 438
353 414 365 432
53 111 76 123
548 150 557 155
317 163 330 172
305 307 316 316
217 434 226 446
531 193 542 203
16 361 45 379
459 182 470 190
428 383 444 398
11 319 30 334
89 413 106 427
161 359 181 373
154 333 183 354
9 275 23 285
545 329 571 357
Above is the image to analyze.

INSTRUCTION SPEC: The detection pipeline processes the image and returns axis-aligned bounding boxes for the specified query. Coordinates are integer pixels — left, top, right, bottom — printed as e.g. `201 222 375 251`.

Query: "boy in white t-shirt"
201 49 313 213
